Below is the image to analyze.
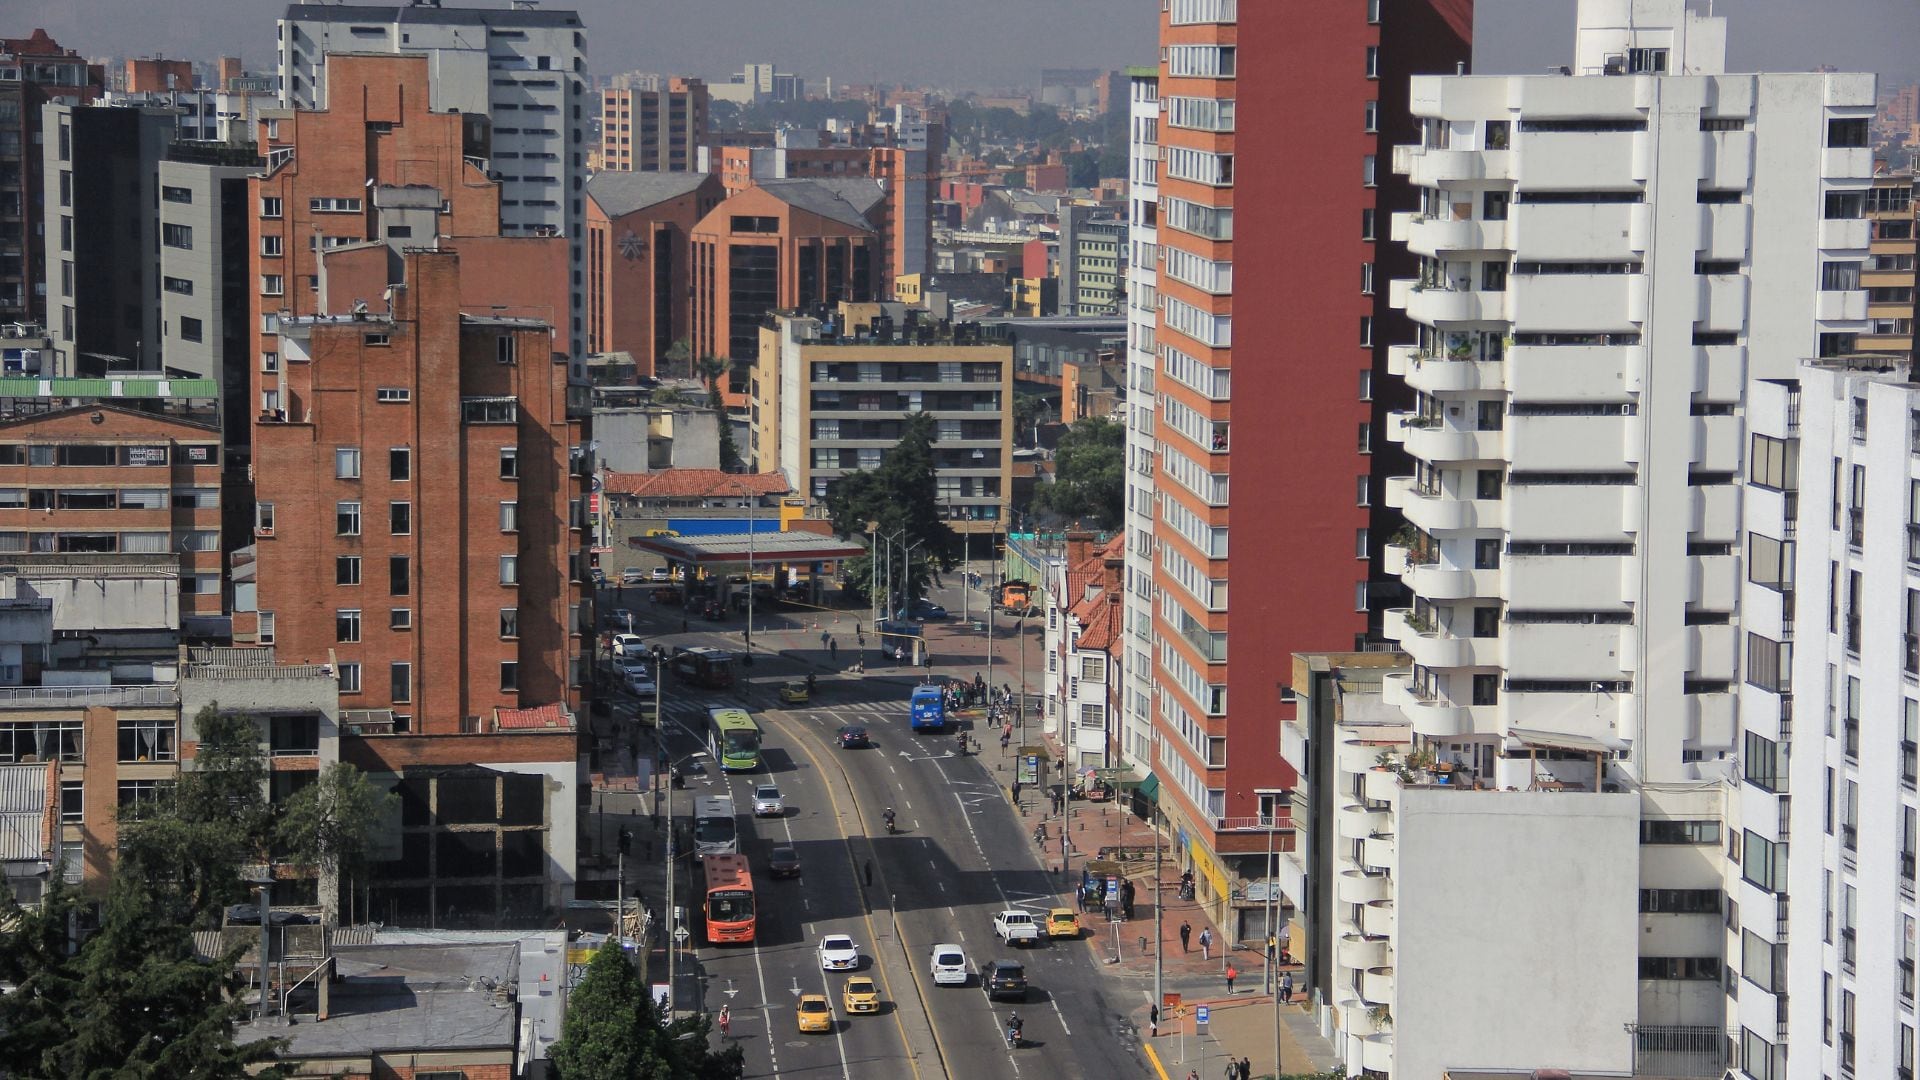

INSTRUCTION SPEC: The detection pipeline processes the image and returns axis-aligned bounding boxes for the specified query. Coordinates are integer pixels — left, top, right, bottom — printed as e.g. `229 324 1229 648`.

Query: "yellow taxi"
1045 908 1080 940
842 975 881 1014
797 993 833 1033
779 679 810 705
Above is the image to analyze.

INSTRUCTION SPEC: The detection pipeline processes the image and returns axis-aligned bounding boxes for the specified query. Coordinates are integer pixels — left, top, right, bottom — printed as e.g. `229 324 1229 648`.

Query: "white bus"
693 794 738 859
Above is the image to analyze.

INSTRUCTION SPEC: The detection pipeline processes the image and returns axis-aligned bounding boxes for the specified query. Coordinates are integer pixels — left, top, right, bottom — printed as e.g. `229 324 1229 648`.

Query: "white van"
928 943 969 986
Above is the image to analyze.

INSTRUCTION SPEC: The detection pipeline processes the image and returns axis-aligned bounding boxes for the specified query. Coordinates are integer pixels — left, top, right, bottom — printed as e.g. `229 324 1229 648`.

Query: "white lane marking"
815 967 855 1080
1049 995 1073 1036
748 894 780 1075
889 764 898 775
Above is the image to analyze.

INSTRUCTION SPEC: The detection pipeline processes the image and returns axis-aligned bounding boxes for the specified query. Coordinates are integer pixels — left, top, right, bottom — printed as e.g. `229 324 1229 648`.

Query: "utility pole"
743 480 756 653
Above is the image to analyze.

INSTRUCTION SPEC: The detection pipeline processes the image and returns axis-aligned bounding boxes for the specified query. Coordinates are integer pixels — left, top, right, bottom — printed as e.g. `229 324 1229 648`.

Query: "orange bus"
703 853 756 944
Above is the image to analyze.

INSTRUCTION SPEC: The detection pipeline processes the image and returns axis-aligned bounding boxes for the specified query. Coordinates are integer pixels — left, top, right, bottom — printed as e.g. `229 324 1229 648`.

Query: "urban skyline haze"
24 0 1916 91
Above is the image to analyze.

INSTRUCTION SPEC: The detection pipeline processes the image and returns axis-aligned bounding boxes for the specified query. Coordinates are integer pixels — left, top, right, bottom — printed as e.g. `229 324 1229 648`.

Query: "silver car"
752 784 784 817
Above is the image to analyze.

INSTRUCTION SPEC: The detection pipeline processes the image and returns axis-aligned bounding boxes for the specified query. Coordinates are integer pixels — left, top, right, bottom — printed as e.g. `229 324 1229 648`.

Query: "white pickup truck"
992 910 1041 947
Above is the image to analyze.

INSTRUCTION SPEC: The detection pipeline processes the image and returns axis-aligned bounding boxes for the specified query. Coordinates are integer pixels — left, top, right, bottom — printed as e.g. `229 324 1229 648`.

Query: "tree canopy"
824 412 958 607
550 940 743 1080
1032 417 1124 530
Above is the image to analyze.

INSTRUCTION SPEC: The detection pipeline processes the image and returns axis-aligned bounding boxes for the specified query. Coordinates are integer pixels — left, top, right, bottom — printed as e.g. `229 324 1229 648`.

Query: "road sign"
1195 1004 1210 1029
1161 991 1181 1011
673 926 691 945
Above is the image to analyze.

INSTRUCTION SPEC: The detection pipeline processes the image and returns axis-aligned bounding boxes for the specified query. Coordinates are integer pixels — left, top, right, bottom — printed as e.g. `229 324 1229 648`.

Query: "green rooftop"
0 377 220 399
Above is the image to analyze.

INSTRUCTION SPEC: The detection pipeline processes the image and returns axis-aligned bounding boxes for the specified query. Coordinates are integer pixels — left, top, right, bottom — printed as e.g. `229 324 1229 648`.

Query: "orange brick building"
599 77 709 173
124 56 194 92
690 179 887 374
584 171 722 375
252 245 587 733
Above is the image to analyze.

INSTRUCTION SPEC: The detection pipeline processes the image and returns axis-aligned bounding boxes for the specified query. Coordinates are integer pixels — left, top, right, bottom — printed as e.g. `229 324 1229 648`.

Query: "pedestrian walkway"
1142 993 1337 1080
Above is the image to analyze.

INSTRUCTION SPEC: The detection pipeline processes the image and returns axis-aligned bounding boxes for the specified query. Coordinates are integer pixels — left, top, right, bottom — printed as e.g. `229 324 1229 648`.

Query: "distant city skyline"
26 0 1917 93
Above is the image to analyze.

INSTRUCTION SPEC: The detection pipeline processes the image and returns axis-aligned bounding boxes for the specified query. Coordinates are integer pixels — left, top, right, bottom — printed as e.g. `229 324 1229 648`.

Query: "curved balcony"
1362 1033 1395 1073
1404 697 1471 739
1363 834 1397 875
1362 899 1395 939
1338 932 1389 971
1392 280 1509 325
1387 477 1490 534
1395 212 1511 257
1363 767 1401 805
1382 541 1409 576
1403 563 1493 601
1386 618 1474 670
1362 965 1395 1006
1339 800 1386 842
1401 353 1504 395
1338 868 1389 905
1394 143 1512 186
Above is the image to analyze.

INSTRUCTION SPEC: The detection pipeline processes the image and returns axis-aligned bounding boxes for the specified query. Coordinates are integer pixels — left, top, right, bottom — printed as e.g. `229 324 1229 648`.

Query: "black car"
767 845 802 879
979 959 1027 1001
837 725 871 749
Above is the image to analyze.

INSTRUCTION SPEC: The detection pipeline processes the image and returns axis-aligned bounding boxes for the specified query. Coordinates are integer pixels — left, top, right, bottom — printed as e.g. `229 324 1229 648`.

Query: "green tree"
275 762 396 924
1012 392 1054 448
1032 417 1124 529
824 412 957 608
660 337 692 381
116 705 273 922
550 940 743 1080
1067 148 1102 188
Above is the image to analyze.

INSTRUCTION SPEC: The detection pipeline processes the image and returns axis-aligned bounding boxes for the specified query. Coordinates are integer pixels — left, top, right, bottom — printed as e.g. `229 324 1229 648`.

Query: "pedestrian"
864 859 873 887
1239 1057 1252 1080
858 630 866 648
1148 1004 1159 1037
719 1004 731 1038
1225 962 1237 994
1199 927 1213 960
1280 972 1293 1003
821 630 830 650
1186 1071 1199 1080
829 638 838 659
1222 1063 1235 1080
1179 921 1192 953
1011 780 1022 803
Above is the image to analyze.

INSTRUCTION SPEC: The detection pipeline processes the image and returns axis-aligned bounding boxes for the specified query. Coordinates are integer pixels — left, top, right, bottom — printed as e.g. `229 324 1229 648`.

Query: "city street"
605 572 1155 1078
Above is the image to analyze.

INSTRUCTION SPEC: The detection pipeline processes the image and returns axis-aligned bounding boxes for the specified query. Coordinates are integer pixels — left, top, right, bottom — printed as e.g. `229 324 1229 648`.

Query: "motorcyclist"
883 806 897 832
1005 1011 1023 1044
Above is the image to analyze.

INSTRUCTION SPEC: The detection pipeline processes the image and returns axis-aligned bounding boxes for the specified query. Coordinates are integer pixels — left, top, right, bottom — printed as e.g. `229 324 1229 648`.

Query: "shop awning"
1135 773 1160 803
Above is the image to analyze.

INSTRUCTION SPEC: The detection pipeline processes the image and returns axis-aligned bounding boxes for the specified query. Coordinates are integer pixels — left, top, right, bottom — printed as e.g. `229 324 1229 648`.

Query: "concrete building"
584 170 722 376
1141 0 1471 938
277 1 590 357
689 179 889 379
1058 204 1126 317
1041 534 1124 768
42 101 178 373
1859 171 1915 361
1119 65 1159 769
753 305 1010 527
124 57 194 94
1766 360 1920 1079
102 84 277 143
1369 1 1876 1074
600 78 708 173
0 29 104 327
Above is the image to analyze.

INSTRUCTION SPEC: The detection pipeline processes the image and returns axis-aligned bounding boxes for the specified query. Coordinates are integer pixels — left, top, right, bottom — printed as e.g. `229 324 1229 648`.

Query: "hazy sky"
27 0 1916 90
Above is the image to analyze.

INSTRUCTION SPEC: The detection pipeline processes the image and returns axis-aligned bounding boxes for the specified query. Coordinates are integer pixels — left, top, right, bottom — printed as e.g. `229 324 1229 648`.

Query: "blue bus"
910 685 946 731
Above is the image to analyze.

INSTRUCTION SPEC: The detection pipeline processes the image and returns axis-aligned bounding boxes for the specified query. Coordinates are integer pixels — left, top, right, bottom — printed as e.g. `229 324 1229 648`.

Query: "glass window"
334 447 360 479
335 501 361 535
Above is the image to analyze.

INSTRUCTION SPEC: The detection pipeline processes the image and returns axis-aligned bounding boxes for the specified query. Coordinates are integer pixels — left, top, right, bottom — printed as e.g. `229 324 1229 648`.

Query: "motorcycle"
884 816 898 835
1004 1018 1022 1049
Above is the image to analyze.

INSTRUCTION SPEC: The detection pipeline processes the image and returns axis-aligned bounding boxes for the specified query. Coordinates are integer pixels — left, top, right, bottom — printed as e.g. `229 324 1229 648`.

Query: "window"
390 502 411 535
338 663 362 694
1745 730 1785 792
500 556 518 585
1360 208 1376 241
1746 633 1790 692
117 719 177 762
259 611 276 644
336 501 361 535
1485 120 1511 150
497 335 517 365
1824 191 1865 219
1749 434 1796 491
1365 46 1379 79
60 781 81 824
500 447 519 479
162 223 192 249
1484 190 1510 221
1641 819 1720 844
1476 469 1504 500
1748 533 1793 591
261 275 284 296
336 556 361 586
1472 674 1499 706
260 235 283 257
1482 260 1509 291
500 501 519 532
501 608 519 638
1639 889 1721 914
178 317 203 343
336 609 361 643
334 447 361 479
1742 829 1786 892
309 196 363 213
1827 118 1870 148
260 196 283 219
1359 316 1373 347
1362 154 1376 187
262 351 279 373
389 447 411 481
1363 100 1378 132
391 608 413 630
1822 261 1862 290
256 502 275 533
162 276 194 296
500 662 519 692
1361 262 1374 295
376 387 410 403
389 556 410 596
1475 539 1501 569
390 662 413 703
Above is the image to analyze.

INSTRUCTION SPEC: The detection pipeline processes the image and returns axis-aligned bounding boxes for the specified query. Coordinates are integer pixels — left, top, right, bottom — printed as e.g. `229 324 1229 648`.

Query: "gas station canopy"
627 530 867 567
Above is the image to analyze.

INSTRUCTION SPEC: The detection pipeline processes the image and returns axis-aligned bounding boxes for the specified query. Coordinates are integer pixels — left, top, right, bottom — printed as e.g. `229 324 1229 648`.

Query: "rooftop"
283 3 582 28
182 646 335 681
629 529 867 566
755 177 886 230
602 469 789 500
238 940 521 1060
586 170 713 218
493 703 575 731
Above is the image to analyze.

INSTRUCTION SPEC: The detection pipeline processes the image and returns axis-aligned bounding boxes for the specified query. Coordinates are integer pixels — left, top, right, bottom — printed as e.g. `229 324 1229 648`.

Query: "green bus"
707 707 763 772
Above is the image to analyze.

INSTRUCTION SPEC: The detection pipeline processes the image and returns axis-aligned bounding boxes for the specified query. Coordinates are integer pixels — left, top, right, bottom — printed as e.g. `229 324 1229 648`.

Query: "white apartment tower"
277 1 588 357
1119 66 1159 771
1359 0 1875 1075
1762 360 1920 1080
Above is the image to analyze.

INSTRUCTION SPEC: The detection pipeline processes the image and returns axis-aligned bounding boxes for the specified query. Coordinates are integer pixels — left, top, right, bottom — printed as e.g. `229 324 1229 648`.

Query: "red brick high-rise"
1141 0 1471 919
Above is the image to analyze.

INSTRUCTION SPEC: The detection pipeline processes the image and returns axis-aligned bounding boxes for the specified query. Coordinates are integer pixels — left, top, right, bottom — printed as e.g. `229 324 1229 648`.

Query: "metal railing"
0 684 177 708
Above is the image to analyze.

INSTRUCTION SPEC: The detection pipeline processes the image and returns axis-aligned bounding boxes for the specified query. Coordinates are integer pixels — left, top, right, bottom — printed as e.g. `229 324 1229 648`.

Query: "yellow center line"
783 720 950 1080
1143 1041 1175 1080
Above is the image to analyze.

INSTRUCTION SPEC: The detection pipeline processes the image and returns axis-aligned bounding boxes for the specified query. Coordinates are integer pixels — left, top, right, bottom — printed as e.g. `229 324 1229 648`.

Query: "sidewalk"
1143 993 1337 1080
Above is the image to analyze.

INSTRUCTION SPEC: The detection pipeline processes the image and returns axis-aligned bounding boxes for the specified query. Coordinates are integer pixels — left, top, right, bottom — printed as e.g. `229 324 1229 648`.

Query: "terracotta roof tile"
494 704 573 731
603 470 790 499
1075 595 1121 653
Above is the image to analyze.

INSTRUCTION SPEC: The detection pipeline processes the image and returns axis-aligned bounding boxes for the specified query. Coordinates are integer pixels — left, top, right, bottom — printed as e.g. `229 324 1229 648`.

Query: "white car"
818 934 860 971
624 669 657 696
611 634 645 657
752 784 784 817
992 910 1041 946
928 943 968 986
651 566 671 581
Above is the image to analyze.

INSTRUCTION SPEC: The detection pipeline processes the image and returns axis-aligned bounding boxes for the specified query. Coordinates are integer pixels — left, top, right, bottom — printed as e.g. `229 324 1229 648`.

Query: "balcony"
1338 931 1390 970
1389 412 1502 463
1392 211 1509 256
1382 609 1474 669
1338 868 1389 904
1389 346 1504 394
1816 289 1869 321
1404 562 1496 601
1820 218 1870 250
1392 143 1511 186
1390 279 1508 325
1361 964 1395 1006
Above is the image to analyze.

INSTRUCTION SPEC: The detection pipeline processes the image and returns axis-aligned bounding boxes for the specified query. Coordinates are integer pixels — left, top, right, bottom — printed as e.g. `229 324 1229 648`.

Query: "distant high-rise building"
1859 172 1915 363
0 30 105 327
1058 204 1126 316
599 77 708 173
277 1 589 357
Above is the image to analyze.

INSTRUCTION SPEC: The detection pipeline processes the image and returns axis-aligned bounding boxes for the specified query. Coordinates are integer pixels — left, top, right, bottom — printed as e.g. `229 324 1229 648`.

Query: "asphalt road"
648 669 1149 1079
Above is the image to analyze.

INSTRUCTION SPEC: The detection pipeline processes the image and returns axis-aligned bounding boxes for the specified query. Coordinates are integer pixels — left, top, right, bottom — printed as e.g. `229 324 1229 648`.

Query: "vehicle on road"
993 581 1033 610
751 784 784 817
766 845 802 878
796 993 833 1033
605 608 635 630
817 934 860 971
623 668 657 696
909 684 945 732
620 567 646 584
908 598 948 621
670 646 735 688
707 707 763 771
993 910 1041 947
1045 908 1080 940
692 794 738 859
778 679 810 705
979 959 1028 1001
928 944 969 986
611 633 645 657
702 853 755 945
836 725 871 749
650 566 671 581
841 976 881 1014
650 585 682 604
